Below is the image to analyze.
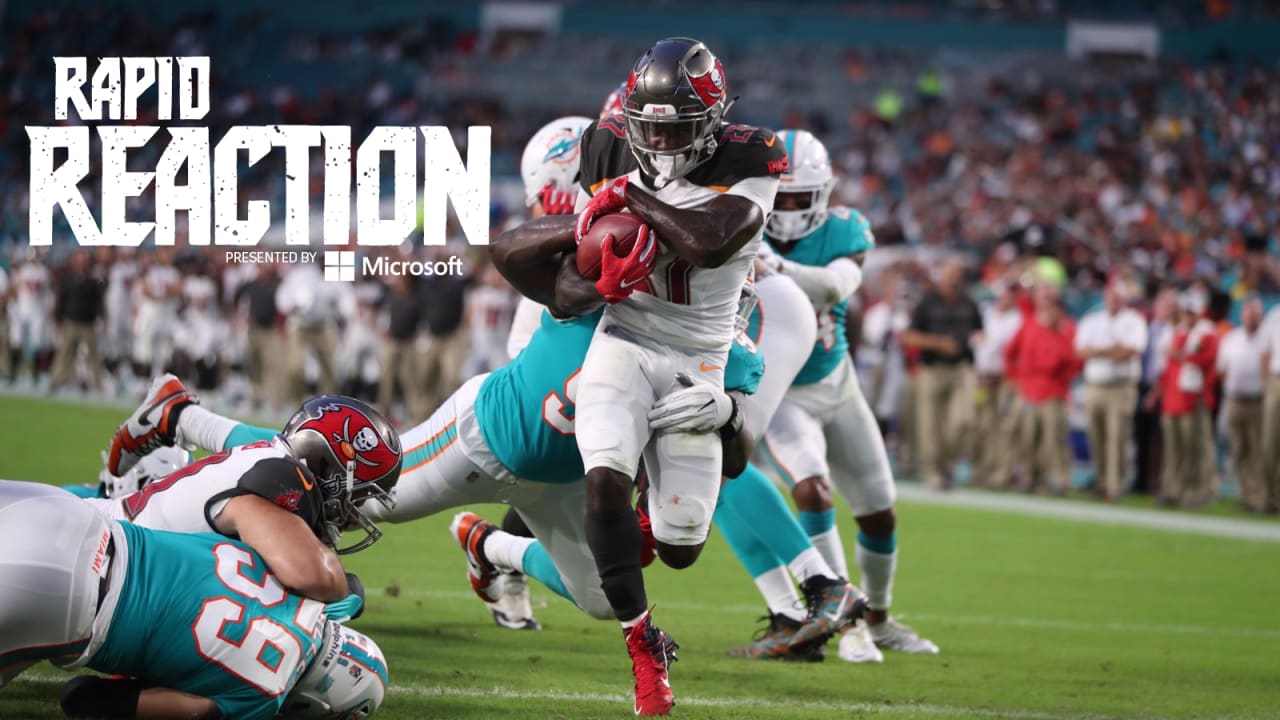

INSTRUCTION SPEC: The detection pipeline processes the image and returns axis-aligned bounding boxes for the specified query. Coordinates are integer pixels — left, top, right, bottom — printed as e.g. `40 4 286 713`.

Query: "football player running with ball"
507 37 787 714
759 130 938 662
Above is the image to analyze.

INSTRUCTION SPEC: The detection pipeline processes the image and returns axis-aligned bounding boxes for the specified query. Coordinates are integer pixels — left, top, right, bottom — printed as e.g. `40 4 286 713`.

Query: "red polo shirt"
1160 321 1219 416
1004 314 1081 402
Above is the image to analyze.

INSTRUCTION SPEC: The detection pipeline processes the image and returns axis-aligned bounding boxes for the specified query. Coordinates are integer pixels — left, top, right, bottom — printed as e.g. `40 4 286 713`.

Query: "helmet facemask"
318 459 397 555
624 102 725 186
767 183 835 242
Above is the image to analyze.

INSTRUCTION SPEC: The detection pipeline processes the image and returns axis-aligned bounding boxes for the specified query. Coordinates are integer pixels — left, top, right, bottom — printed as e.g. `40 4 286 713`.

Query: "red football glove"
574 176 630 241
596 226 657 304
539 184 576 216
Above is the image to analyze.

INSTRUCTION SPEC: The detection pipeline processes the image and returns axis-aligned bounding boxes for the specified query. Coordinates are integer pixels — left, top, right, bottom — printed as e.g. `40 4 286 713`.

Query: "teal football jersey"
764 207 873 385
90 523 326 720
476 307 765 484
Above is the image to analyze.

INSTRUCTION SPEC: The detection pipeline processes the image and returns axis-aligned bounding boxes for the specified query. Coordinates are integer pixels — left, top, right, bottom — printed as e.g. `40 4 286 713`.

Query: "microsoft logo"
324 251 356 282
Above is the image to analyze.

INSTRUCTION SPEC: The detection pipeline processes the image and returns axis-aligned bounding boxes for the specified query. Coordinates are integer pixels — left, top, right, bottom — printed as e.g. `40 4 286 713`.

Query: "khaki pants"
1018 398 1071 493
896 374 918 476
1261 376 1280 511
1161 408 1215 506
421 330 469 413
0 316 9 379
1084 383 1137 499
289 326 338 401
379 339 423 421
49 321 101 391
973 377 1017 487
915 364 975 489
1224 396 1265 511
245 326 283 409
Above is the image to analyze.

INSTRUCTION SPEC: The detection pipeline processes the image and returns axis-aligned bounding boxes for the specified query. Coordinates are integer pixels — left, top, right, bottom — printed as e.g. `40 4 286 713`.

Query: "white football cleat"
869 618 940 654
98 445 193 498
486 572 542 631
837 620 884 663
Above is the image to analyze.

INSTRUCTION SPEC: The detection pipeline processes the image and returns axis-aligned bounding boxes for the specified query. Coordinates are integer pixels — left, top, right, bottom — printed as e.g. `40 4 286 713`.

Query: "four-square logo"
324 251 355 282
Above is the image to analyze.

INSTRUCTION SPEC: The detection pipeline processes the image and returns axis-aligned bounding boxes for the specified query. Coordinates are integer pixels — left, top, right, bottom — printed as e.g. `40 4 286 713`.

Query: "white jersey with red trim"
83 439 326 537
576 118 787 353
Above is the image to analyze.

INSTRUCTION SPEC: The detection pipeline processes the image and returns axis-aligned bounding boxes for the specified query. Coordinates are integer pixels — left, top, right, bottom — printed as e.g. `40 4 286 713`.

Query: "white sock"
855 543 897 611
175 405 238 452
809 528 850 579
482 530 534 574
786 547 835 585
754 566 805 622
620 609 649 629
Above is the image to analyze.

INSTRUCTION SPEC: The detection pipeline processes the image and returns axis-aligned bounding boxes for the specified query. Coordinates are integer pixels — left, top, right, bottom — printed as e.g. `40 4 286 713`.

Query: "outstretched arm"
490 216 602 318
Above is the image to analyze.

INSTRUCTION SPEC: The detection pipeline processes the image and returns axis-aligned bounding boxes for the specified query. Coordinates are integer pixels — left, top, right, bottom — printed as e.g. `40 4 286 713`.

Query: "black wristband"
718 396 743 441
61 676 144 719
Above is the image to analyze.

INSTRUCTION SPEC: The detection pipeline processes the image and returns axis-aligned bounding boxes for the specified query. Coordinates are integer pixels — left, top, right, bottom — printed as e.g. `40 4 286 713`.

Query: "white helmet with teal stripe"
520 116 594 206
282 622 389 719
767 129 836 242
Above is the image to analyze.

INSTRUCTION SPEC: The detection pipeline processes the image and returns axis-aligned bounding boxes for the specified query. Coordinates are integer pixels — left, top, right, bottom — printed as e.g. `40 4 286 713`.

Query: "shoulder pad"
826 207 875 255
683 124 789 190
233 456 327 534
578 117 637 196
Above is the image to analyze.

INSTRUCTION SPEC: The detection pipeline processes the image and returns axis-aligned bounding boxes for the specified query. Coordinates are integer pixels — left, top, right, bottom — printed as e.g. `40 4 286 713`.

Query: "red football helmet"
281 396 402 554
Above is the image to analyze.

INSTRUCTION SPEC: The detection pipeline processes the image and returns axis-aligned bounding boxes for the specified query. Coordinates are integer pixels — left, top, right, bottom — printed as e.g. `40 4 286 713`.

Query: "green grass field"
1 394 1277 719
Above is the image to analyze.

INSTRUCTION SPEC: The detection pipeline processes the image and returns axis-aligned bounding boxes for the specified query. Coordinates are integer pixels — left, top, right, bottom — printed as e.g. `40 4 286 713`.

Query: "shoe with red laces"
106 374 197 476
449 512 501 602
625 611 678 716
636 489 657 568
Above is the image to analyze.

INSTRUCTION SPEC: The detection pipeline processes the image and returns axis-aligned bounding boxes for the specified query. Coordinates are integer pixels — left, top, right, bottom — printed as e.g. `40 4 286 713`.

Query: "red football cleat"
106 374 196 476
625 611 678 716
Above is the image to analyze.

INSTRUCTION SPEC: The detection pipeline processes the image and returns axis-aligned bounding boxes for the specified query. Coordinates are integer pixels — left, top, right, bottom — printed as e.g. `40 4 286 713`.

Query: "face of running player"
632 119 699 154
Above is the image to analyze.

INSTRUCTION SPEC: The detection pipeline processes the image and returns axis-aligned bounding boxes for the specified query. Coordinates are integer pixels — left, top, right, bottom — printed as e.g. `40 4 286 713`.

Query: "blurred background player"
133 248 182 380
759 129 937 662
0 480 388 720
1075 278 1148 501
902 259 984 491
8 249 53 387
49 249 105 395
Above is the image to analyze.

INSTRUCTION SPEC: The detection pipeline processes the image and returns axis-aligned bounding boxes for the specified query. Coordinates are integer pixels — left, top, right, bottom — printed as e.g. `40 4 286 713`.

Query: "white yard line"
895 485 1280 543
14 673 1187 720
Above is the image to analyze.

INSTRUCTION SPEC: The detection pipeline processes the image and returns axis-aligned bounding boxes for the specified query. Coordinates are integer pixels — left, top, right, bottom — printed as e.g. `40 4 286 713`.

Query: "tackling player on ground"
0 480 388 719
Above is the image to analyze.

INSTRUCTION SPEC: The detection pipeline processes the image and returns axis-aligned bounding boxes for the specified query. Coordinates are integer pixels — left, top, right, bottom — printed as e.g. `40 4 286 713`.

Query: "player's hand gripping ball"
576 213 657 303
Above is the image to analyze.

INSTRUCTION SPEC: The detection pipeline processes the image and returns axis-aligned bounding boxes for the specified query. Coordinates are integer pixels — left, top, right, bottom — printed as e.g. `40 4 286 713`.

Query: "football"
575 212 649 280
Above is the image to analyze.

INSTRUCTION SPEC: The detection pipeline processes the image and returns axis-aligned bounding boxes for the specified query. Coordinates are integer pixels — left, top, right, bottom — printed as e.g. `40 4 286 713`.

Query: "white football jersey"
13 263 51 316
575 118 785 353
84 439 325 537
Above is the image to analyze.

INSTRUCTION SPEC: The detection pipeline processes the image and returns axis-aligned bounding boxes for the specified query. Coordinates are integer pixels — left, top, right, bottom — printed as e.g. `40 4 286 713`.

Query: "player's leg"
576 328 681 716
0 481 110 687
489 507 539 630
371 376 502 524
762 401 849 578
824 372 939 657
716 464 861 658
575 329 657 623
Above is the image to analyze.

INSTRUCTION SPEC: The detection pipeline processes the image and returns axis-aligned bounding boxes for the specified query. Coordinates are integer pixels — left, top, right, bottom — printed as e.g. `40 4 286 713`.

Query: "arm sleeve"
777 256 863 308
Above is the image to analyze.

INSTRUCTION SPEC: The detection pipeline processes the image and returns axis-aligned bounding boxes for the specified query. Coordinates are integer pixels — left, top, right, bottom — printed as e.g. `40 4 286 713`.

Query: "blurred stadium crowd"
1 1 1279 512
